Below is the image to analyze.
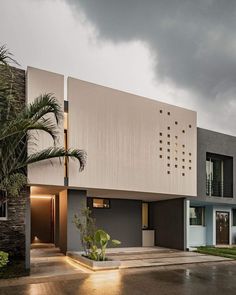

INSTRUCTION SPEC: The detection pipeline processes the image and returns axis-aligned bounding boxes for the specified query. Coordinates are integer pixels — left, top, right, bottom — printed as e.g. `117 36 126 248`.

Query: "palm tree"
0 45 86 196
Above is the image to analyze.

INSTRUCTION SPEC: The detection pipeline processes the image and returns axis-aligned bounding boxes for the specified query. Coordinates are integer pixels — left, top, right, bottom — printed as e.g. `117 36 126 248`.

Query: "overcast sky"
1 0 236 135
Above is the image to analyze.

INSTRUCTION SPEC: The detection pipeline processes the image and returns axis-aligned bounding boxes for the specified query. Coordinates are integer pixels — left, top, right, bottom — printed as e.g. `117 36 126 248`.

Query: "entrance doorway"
216 211 229 245
31 196 54 244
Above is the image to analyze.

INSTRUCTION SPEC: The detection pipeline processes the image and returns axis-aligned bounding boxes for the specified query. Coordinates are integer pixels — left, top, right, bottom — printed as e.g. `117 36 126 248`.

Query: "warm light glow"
66 257 91 273
93 198 110 208
79 270 121 293
30 195 53 199
64 112 68 130
142 203 148 229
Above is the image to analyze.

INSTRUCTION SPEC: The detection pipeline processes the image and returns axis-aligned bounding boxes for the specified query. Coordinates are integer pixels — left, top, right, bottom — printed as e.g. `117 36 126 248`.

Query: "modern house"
1 66 236 270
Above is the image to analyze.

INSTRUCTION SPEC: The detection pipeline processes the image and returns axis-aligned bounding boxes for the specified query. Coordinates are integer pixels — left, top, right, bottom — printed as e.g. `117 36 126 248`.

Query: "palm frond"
0 115 58 142
22 94 63 125
16 147 87 172
0 47 87 197
0 173 27 197
0 45 18 66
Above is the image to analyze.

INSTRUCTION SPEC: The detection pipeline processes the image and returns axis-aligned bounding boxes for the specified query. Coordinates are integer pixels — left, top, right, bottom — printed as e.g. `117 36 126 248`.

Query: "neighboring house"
0 66 236 270
188 128 236 247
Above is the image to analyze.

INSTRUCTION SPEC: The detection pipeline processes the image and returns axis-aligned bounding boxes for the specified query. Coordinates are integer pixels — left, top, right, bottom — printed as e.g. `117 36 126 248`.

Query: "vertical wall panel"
67 190 87 251
87 198 142 247
68 78 197 197
59 190 67 254
27 67 64 186
150 198 185 250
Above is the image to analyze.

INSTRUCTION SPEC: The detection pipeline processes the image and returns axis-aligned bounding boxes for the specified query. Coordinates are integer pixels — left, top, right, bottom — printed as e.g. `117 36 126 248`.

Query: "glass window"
0 191 7 219
206 157 221 196
206 153 233 198
190 206 205 225
233 209 236 226
142 203 148 229
92 198 110 209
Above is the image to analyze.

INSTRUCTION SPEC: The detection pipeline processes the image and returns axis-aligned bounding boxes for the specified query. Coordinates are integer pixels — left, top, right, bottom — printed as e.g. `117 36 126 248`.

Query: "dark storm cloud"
65 0 236 103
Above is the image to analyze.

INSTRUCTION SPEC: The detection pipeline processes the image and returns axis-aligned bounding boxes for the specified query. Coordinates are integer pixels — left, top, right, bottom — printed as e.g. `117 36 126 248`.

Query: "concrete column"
67 189 87 252
59 190 68 254
184 199 190 250
206 205 214 245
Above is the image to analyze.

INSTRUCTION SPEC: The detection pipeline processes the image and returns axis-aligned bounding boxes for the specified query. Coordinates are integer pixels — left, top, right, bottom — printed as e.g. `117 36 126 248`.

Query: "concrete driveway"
30 245 231 279
0 245 232 294
1 261 236 294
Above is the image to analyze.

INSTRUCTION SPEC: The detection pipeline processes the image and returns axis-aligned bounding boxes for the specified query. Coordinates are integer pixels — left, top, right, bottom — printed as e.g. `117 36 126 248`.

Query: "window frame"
232 209 236 226
92 198 110 209
189 206 205 226
206 153 233 198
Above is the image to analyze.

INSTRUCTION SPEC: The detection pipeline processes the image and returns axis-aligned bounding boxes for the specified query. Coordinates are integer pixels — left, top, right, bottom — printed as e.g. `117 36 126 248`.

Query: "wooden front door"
216 211 229 245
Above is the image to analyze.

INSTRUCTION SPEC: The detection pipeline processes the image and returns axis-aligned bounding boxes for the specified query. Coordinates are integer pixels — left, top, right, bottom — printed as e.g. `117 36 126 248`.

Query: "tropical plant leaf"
111 239 121 245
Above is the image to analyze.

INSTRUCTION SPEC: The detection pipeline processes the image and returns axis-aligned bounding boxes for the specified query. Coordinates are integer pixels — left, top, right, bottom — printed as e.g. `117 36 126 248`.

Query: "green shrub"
74 208 121 261
0 251 9 268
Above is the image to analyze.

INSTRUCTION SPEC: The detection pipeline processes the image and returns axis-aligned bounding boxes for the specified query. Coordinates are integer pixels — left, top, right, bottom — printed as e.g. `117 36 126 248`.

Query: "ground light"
66 257 91 273
79 270 122 293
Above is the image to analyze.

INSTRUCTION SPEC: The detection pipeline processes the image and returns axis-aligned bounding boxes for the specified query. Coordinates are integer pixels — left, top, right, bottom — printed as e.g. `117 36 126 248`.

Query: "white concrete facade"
26 67 197 200
25 66 236 253
68 77 197 197
27 67 65 186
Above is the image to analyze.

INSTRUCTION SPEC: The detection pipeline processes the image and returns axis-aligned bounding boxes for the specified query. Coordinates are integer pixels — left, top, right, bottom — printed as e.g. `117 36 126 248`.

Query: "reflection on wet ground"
0 261 236 295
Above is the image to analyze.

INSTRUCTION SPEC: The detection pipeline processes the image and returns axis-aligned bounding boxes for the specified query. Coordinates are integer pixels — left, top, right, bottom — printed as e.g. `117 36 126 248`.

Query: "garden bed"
67 251 121 271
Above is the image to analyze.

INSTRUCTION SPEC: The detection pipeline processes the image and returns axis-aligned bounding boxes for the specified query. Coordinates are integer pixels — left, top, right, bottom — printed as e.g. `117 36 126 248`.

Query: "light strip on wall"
30 195 53 199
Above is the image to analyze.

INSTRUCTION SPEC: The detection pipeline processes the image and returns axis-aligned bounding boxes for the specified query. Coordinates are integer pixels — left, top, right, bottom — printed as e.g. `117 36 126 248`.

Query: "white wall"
27 67 65 186
68 77 197 196
189 226 206 247
232 227 236 244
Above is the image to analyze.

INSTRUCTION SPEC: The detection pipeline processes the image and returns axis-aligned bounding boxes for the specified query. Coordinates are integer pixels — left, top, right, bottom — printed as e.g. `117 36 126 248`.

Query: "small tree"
73 207 96 256
73 208 121 261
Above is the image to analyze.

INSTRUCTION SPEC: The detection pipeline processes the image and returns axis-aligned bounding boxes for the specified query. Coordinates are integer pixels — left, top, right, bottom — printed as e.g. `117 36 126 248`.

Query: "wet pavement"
1 261 236 294
106 247 230 268
30 245 88 278
0 246 235 294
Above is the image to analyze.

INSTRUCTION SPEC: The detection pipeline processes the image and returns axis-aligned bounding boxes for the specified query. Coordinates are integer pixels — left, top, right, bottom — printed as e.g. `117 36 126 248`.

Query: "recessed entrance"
216 211 229 245
30 186 68 255
31 196 54 244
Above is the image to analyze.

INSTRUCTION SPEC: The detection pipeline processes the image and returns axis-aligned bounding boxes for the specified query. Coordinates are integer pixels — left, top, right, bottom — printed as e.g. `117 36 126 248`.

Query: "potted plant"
68 208 121 270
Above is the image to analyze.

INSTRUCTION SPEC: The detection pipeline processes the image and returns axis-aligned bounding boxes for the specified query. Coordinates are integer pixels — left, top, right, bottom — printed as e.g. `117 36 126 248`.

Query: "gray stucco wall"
87 198 142 247
150 198 185 250
195 128 236 204
58 190 87 253
67 189 87 251
205 205 214 245
59 190 68 254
